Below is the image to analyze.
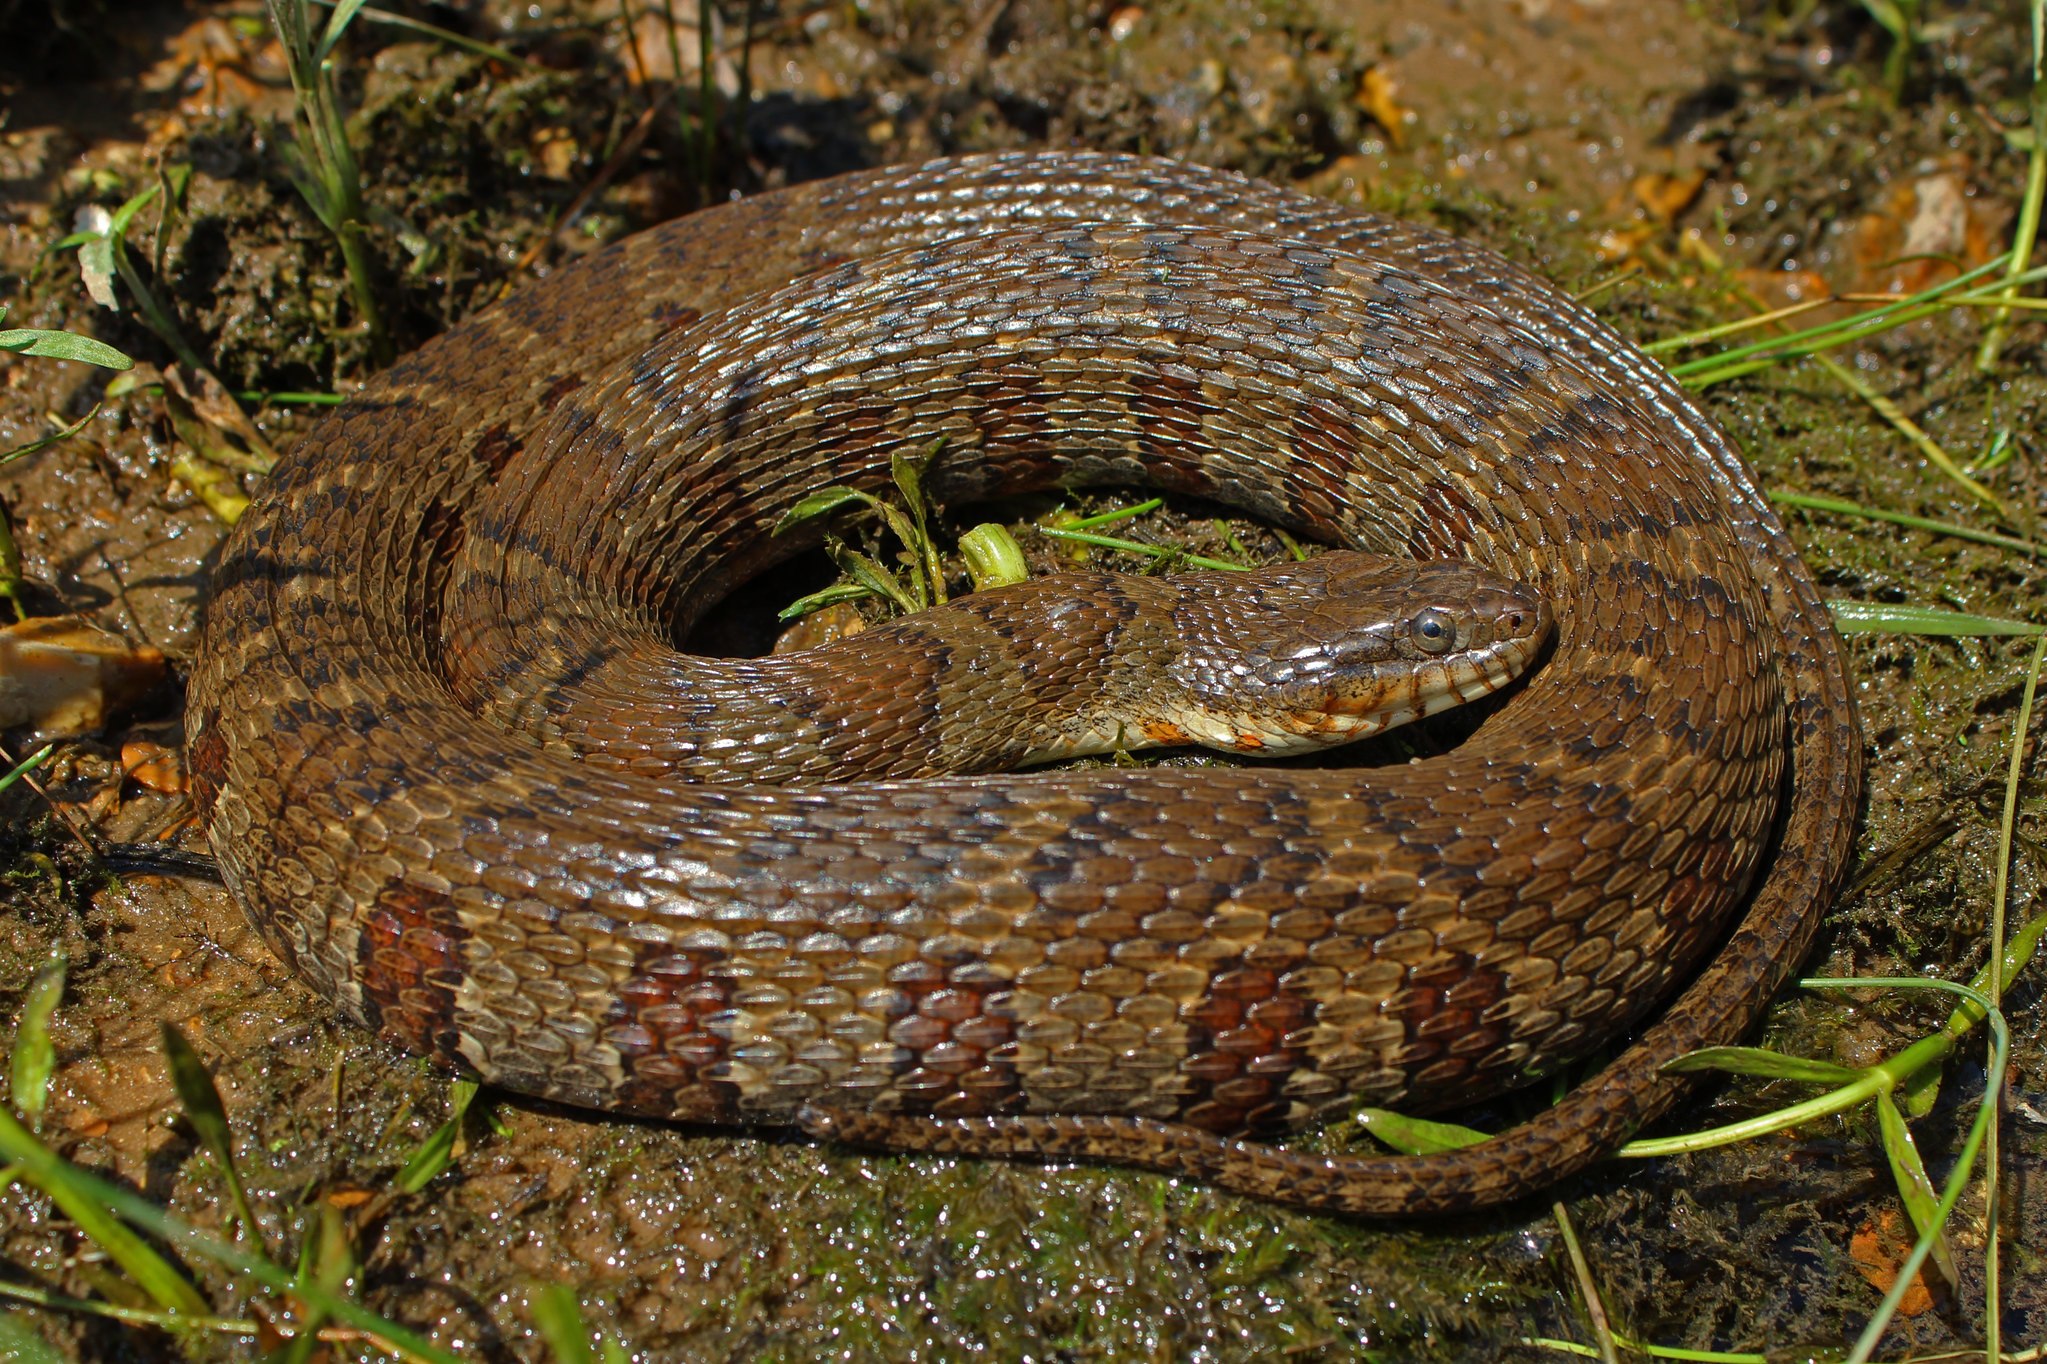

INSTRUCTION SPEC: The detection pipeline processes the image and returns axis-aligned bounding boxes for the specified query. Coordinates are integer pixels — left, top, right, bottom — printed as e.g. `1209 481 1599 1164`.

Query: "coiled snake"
187 151 1862 1215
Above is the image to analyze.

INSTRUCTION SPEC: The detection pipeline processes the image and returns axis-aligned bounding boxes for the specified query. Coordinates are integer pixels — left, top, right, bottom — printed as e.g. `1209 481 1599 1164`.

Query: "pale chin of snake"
185 150 1862 1216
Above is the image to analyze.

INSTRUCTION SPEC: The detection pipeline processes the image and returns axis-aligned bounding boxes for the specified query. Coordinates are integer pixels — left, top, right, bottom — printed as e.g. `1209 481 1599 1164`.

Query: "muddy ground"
1 0 2045 1359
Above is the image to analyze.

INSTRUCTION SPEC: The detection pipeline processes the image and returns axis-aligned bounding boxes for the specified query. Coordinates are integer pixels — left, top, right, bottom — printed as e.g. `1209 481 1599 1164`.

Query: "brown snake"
187 151 1862 1215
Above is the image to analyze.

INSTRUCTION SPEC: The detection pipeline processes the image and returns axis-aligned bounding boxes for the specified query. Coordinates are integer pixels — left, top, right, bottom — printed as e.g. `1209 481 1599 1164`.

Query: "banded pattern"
187 152 1861 1214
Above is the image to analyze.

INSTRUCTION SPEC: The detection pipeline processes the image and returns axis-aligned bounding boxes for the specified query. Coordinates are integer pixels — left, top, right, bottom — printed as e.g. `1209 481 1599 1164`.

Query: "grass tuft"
267 0 392 367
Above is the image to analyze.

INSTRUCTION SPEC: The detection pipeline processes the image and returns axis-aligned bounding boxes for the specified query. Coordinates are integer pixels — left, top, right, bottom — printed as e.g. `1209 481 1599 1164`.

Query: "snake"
186 150 1862 1215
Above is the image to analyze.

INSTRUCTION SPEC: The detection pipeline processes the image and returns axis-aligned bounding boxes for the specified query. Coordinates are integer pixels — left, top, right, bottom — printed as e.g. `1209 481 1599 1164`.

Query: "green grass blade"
1978 625 2042 1360
10 954 66 1126
1769 490 2039 556
0 744 54 796
0 1112 459 1362
1639 295 1834 354
1551 1202 1621 1364
1659 1046 1860 1085
1034 525 1247 573
1054 498 1165 530
308 1 536 66
232 389 347 406
1521 1335 1766 1362
316 0 369 59
1665 252 2017 378
1353 1108 1488 1155
159 1026 259 1243
1802 349 2003 514
104 184 162 241
1824 979 2008 1364
1621 1074 1878 1159
0 1279 260 1336
0 1107 209 1317
1898 1058 1941 1119
1827 601 2041 636
396 1077 480 1194
1977 0 2047 369
1874 1089 1959 1288
280 1201 358 1364
531 1282 593 1364
0 405 104 471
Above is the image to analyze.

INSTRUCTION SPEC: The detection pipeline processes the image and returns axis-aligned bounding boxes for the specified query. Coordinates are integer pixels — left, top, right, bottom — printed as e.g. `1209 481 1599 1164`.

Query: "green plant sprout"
773 443 964 621
267 0 393 367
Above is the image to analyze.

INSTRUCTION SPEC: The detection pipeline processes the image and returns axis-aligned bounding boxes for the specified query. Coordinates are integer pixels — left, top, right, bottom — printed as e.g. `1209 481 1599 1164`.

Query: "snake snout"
1469 581 1552 650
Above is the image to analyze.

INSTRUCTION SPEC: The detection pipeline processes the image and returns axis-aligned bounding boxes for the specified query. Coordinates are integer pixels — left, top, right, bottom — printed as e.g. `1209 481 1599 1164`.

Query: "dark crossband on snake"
186 151 1862 1215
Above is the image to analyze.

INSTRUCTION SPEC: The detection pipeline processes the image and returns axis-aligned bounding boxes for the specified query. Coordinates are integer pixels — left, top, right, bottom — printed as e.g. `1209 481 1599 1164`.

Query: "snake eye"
1410 608 1457 654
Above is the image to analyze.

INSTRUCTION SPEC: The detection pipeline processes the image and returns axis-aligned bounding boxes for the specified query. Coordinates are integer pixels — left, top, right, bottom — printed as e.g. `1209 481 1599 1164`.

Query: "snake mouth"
1452 598 1556 703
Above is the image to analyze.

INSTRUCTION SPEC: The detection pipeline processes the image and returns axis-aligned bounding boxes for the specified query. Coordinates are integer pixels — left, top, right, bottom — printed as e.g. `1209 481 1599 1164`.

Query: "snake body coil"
188 152 1862 1214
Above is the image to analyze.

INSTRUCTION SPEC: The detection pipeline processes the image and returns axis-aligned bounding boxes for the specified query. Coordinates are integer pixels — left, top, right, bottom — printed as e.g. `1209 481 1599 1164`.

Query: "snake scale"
187 151 1862 1215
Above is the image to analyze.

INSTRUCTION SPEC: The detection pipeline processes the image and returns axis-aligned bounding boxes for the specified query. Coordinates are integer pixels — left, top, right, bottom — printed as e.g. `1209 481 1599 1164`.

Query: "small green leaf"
775 581 875 624
960 523 1029 591
1354 1108 1489 1155
160 162 192 209
1899 1059 1942 1119
773 486 873 536
1662 1045 1863 1085
1857 0 1910 38
888 449 927 520
1875 1090 1960 1289
1828 601 2041 637
831 546 921 616
891 441 949 605
396 1076 481 1193
870 501 923 557
318 0 371 60
0 327 132 370
161 1025 258 1243
10 954 67 1125
105 183 161 239
531 1282 594 1364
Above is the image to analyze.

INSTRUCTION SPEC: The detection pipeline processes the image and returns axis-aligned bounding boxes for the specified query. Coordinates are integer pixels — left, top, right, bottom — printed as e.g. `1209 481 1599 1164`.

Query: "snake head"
1161 553 1553 755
